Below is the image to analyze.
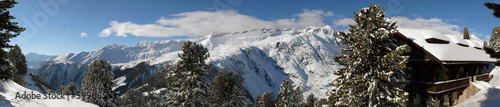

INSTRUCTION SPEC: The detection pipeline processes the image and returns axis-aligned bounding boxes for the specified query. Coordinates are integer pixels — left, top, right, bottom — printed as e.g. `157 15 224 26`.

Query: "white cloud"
98 21 181 37
392 16 488 40
391 16 461 35
99 9 335 38
332 18 355 27
472 32 485 37
330 16 466 36
80 32 88 38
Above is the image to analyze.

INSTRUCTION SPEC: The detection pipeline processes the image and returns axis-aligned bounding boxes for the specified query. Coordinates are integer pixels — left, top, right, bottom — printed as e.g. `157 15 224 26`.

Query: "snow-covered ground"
455 67 500 107
0 80 97 107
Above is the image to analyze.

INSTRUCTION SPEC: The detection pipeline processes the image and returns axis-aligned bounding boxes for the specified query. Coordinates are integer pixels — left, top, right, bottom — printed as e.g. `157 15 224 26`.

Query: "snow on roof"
444 34 468 47
467 40 482 49
420 31 449 42
398 28 496 63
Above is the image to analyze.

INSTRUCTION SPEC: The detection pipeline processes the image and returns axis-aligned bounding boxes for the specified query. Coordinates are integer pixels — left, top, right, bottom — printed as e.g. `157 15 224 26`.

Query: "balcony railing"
406 77 470 94
476 73 490 82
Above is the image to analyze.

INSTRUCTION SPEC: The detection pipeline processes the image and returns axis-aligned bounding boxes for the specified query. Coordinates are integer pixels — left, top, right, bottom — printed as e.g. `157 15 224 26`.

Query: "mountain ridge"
36 26 342 99
25 52 58 71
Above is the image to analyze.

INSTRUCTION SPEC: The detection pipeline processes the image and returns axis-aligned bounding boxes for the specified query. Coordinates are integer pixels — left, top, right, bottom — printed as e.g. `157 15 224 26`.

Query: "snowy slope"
0 80 97 107
202 26 341 99
455 67 500 107
36 26 342 100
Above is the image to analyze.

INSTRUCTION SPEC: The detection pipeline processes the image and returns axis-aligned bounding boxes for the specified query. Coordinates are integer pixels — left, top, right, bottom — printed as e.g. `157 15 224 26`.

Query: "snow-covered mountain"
35 26 342 99
36 40 186 92
25 52 57 70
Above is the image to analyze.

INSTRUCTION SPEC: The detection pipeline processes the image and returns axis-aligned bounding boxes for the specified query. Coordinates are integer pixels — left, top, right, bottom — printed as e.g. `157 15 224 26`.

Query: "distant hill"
25 52 58 70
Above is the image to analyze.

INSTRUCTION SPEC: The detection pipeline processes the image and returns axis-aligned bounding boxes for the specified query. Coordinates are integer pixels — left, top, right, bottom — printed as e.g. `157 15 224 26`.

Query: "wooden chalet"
394 28 496 107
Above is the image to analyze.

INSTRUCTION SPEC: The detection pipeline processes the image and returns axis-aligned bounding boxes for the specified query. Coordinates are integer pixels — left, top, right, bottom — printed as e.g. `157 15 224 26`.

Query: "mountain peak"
136 40 151 47
26 52 38 56
104 43 126 48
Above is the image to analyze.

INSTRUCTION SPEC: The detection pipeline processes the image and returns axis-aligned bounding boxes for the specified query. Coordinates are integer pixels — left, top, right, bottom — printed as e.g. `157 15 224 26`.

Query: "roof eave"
441 61 496 65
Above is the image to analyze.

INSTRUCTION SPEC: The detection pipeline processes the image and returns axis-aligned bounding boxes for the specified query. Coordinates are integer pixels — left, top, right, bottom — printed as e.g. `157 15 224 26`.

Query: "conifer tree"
293 87 304 107
305 94 315 107
210 71 246 107
485 2 500 18
0 0 25 81
8 44 26 75
275 80 297 107
485 26 500 65
165 41 211 107
120 89 146 107
8 44 26 86
316 98 328 107
256 91 275 107
144 91 162 107
81 59 116 106
484 40 488 48
60 82 79 95
463 26 470 39
490 26 500 51
330 3 408 106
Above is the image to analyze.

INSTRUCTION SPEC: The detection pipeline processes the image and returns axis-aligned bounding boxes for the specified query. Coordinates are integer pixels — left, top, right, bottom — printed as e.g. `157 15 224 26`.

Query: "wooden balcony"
406 77 470 94
476 73 490 82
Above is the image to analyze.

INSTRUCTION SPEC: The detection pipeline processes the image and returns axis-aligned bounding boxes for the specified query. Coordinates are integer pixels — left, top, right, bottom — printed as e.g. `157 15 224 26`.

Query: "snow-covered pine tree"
463 26 470 39
210 71 246 107
316 98 328 107
330 3 408 106
81 59 116 106
60 82 79 95
0 0 25 81
489 26 500 51
485 26 500 64
8 44 27 86
485 2 500 18
120 89 146 107
484 40 488 48
293 87 304 107
8 44 27 75
256 91 275 107
165 41 211 107
276 80 297 107
305 94 315 107
145 91 163 107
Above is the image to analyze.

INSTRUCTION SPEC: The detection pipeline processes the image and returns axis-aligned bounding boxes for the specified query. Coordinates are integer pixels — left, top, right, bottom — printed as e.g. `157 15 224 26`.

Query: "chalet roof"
398 28 496 63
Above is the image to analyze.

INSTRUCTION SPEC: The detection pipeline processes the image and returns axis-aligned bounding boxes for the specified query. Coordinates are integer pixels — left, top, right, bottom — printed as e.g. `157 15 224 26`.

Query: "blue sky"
9 0 500 55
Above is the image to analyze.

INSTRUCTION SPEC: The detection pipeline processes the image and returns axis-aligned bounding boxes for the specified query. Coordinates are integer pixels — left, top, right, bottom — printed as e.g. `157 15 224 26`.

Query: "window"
458 67 466 78
482 66 488 74
437 68 445 81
